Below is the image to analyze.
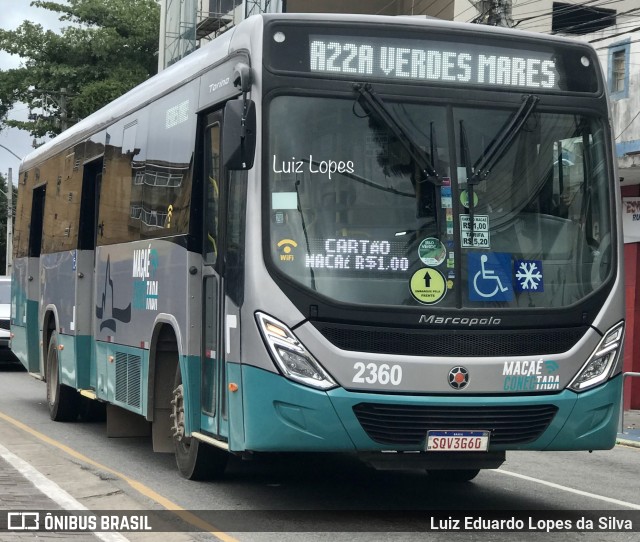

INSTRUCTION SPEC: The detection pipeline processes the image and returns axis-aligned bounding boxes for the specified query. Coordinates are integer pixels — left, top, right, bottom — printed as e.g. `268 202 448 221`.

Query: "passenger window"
99 119 142 244
143 82 198 238
41 148 82 253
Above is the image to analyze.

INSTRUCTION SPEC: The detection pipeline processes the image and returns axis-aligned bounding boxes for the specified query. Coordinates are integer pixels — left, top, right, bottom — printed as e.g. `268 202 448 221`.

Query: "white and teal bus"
11 13 624 482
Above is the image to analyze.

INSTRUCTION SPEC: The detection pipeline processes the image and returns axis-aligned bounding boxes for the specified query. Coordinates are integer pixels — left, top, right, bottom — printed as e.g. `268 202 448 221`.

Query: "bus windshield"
267 94 612 309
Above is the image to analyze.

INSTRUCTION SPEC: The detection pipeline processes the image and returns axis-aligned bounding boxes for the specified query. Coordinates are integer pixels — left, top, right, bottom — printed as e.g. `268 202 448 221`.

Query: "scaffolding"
197 0 243 43
160 0 285 70
245 0 283 18
163 0 198 68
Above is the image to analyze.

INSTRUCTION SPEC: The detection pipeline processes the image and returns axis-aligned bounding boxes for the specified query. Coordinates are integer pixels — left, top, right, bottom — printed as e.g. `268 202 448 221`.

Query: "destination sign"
309 36 558 90
264 23 600 93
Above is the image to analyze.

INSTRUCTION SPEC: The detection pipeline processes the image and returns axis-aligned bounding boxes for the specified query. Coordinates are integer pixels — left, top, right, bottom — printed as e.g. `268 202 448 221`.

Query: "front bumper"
238 365 622 453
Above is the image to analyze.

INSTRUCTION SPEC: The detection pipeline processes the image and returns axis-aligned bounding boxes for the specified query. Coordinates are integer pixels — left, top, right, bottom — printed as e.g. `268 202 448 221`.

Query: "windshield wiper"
468 94 539 186
460 94 539 247
354 82 442 237
354 83 441 187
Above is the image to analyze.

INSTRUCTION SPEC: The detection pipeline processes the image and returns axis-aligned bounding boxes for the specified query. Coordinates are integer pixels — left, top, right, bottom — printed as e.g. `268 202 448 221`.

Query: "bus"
11 13 624 482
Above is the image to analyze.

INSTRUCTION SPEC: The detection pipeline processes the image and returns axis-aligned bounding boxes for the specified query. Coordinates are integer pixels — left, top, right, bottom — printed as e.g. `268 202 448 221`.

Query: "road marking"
0 411 239 542
492 468 640 510
0 442 128 542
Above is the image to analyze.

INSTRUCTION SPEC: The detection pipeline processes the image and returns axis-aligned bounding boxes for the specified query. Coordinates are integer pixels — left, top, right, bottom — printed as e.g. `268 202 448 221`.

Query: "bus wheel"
171 366 228 480
46 331 79 422
426 469 480 483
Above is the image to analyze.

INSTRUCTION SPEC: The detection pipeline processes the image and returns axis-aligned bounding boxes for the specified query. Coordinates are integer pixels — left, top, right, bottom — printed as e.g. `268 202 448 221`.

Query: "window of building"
609 41 630 100
612 50 625 92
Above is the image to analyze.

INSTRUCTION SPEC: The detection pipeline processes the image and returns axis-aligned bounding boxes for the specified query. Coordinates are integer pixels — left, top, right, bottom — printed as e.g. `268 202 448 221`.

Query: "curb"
616 437 640 449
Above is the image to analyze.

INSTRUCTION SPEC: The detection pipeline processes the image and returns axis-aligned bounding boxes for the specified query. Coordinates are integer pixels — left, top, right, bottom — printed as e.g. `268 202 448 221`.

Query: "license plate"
426 430 490 452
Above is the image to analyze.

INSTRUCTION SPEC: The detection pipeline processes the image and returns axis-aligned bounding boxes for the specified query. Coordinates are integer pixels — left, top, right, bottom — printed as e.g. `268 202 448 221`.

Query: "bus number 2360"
353 362 403 386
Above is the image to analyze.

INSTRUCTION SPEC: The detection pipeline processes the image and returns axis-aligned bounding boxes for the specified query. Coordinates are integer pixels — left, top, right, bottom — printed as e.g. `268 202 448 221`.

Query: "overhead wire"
615 110 640 141
515 0 628 30
549 6 640 34
515 4 632 30
367 0 640 44
515 0 625 21
375 0 401 15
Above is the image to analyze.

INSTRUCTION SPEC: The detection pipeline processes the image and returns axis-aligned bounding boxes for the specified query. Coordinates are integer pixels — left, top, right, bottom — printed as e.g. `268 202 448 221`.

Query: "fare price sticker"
460 215 490 248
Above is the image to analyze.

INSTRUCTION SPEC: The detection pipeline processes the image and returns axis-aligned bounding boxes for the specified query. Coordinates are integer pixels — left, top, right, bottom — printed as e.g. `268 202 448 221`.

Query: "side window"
28 185 46 257
204 122 221 265
99 117 143 245
125 119 143 233
14 170 31 258
552 136 585 221
226 170 247 306
41 150 81 253
143 81 198 238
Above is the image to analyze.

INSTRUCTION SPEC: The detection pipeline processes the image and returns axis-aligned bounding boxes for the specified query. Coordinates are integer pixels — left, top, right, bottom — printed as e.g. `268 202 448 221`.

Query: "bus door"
200 110 229 441
76 156 103 389
26 184 46 373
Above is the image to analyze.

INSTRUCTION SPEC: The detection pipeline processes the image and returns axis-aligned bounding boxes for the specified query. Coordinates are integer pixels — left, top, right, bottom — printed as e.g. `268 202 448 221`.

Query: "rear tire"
46 331 79 422
172 365 228 480
426 469 480 483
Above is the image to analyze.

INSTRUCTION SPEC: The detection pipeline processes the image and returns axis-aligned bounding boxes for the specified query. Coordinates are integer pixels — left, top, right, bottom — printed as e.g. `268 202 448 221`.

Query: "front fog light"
256 312 337 390
569 322 624 392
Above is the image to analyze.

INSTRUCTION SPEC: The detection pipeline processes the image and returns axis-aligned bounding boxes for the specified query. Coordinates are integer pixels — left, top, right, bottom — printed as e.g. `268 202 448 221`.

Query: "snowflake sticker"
514 260 543 292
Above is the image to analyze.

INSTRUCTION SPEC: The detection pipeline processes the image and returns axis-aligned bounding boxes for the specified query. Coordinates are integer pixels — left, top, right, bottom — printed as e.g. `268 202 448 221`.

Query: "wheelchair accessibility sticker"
468 253 513 302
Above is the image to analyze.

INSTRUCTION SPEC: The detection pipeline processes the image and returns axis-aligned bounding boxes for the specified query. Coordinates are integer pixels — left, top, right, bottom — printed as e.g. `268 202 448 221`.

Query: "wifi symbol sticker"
545 360 559 374
277 239 298 262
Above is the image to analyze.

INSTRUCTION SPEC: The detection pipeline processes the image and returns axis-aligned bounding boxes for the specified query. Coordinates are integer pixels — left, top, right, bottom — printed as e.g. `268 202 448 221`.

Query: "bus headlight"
256 312 337 390
568 322 624 392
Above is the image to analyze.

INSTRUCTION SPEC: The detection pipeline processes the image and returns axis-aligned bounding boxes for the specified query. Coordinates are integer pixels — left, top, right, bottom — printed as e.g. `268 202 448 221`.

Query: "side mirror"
234 62 251 93
222 99 256 170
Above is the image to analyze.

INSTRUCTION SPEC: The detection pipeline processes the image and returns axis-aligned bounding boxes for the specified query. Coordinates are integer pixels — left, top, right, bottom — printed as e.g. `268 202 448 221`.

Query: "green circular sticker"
460 190 479 208
418 237 446 266
410 268 447 305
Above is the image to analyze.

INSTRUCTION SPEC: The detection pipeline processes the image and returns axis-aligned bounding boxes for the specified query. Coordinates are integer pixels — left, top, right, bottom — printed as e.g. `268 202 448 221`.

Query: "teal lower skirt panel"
239 365 622 453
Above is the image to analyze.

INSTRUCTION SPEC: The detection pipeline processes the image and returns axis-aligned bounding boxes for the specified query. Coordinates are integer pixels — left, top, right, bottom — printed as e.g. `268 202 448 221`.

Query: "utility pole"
0 146 19 275
59 88 68 131
474 0 514 27
31 88 71 132
6 168 12 275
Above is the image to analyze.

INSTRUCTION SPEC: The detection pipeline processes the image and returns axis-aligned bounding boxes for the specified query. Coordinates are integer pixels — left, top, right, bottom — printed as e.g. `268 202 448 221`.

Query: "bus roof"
21 12 596 172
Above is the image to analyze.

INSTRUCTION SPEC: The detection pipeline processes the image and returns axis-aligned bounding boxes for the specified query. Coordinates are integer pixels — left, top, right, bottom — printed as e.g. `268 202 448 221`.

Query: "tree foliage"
0 0 160 139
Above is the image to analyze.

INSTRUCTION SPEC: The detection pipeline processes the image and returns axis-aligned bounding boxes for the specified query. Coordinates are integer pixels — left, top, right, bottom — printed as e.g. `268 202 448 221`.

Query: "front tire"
426 469 480 483
46 331 79 422
172 365 228 480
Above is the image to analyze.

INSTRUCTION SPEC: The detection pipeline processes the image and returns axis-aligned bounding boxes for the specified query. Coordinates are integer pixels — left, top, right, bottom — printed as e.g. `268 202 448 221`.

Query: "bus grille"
115 352 142 409
314 323 587 357
353 403 558 446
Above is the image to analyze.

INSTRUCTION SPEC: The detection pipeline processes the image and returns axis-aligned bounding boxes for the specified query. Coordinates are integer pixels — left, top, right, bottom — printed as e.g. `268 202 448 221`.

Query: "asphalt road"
0 367 639 541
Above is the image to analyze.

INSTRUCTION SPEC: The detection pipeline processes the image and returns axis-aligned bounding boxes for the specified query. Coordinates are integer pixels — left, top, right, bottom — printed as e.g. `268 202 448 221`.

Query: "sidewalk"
0 455 76 541
0 416 208 541
617 409 640 448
